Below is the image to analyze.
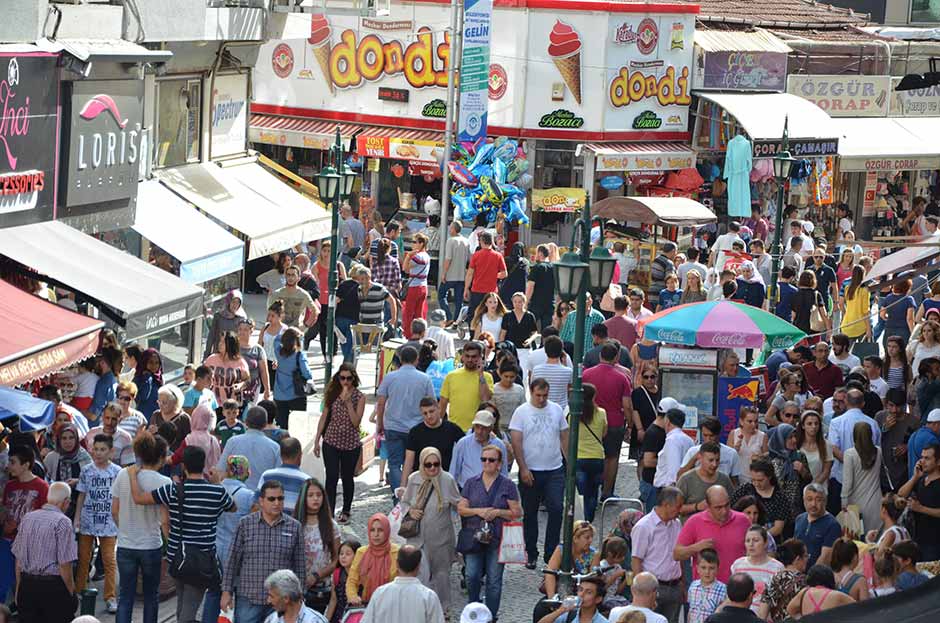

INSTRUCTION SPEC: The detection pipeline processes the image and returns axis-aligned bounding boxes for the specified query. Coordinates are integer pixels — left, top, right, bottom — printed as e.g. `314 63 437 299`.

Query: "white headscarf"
739 260 765 285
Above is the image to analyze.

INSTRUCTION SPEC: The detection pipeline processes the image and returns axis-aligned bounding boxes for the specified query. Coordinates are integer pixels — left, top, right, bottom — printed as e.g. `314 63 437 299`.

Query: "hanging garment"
724 134 753 218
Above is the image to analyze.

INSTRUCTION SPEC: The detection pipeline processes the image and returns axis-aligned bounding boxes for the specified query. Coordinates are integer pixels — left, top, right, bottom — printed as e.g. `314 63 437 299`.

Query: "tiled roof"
770 26 896 42
677 0 871 28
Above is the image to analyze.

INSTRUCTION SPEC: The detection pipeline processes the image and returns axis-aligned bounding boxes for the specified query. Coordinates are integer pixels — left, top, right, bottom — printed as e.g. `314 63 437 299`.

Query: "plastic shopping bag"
217 608 234 623
497 521 526 565
837 506 863 540
388 504 406 545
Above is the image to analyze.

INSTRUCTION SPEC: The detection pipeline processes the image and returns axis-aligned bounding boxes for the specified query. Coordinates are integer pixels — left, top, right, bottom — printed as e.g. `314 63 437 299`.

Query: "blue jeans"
202 589 221 623
639 480 659 514
385 428 410 495
519 466 565 563
335 316 356 362
576 459 605 523
466 542 504 618
117 546 162 623
438 281 464 322
235 595 272 623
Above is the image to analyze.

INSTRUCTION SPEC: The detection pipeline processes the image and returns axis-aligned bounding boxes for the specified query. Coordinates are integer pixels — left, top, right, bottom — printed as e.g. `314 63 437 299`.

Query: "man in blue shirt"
764 344 811 384
449 411 509 489
909 409 940 478
794 483 841 567
774 266 799 320
827 389 881 514
217 407 281 489
374 346 435 499
89 350 120 425
256 437 308 515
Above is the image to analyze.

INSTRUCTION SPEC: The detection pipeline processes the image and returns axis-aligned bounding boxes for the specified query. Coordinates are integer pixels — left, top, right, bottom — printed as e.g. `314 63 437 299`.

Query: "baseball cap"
927 409 940 424
461 603 493 623
430 309 447 323
658 397 686 413
471 410 496 428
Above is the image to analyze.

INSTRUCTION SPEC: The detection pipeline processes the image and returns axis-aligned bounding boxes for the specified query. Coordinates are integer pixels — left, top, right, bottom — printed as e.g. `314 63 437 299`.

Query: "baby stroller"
341 607 367 622
449 304 471 340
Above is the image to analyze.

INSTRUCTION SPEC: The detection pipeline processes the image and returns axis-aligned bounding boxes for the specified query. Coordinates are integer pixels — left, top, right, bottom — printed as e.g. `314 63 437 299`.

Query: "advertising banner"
696 49 787 91
458 0 493 143
211 74 248 158
889 78 940 116
531 187 585 212
715 376 760 442
787 74 890 117
355 135 444 162
64 80 144 208
0 53 60 227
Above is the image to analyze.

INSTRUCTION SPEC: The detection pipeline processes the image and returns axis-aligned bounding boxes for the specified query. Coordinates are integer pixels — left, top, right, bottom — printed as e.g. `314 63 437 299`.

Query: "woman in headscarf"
42 423 91 518
133 348 164 419
207 288 248 356
768 423 811 514
167 403 221 478
499 242 529 308
735 260 767 310
346 513 399 606
400 446 461 611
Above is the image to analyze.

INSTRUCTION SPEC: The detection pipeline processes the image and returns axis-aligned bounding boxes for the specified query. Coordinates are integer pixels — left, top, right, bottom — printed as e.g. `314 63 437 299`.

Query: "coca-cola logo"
770 336 793 349
708 332 749 347
655 329 689 343
0 58 29 170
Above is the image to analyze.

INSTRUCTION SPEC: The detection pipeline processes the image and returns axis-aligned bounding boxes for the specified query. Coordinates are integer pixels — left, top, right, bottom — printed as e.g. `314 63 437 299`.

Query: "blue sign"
458 0 493 143
715 376 761 443
600 175 624 190
180 245 245 285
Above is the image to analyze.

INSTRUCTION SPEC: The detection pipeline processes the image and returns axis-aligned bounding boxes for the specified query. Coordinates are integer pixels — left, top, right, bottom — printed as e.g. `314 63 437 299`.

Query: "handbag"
810 292 827 333
168 483 221 589
292 352 313 397
398 484 433 539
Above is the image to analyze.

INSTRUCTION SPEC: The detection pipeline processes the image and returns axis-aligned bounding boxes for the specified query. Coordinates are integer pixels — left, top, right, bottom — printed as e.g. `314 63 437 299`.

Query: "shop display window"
911 0 940 23
141 325 192 380
155 77 202 168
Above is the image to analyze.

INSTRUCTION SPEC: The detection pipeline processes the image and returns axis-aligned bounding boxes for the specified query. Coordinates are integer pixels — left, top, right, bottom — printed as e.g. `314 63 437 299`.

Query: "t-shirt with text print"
77 461 121 537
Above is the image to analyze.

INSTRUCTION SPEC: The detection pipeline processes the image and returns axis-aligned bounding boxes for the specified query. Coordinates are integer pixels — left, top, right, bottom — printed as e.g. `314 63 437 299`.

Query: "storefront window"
911 0 940 23
534 141 583 189
140 324 192 380
155 78 202 168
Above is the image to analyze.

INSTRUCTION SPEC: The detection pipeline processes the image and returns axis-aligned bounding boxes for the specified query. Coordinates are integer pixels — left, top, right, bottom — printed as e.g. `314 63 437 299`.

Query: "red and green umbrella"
638 300 806 350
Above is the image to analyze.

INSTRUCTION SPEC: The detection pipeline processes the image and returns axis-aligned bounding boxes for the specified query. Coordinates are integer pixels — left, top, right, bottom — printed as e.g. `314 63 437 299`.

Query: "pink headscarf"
185 403 220 476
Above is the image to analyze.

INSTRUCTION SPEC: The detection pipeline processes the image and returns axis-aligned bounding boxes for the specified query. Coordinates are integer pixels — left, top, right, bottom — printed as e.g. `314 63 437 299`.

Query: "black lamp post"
552 197 616 590
315 128 359 385
768 119 796 307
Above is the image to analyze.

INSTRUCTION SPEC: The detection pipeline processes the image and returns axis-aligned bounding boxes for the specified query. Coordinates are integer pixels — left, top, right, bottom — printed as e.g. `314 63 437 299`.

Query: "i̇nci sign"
65 80 144 207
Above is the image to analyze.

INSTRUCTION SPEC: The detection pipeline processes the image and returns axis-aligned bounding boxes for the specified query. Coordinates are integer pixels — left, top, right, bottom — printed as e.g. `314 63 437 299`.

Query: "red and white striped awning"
249 113 444 162
581 142 696 172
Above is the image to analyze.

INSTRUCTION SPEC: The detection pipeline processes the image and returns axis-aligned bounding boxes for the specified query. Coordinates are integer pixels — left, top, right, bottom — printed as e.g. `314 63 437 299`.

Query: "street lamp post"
768 118 795 307
315 128 359 385
552 197 617 592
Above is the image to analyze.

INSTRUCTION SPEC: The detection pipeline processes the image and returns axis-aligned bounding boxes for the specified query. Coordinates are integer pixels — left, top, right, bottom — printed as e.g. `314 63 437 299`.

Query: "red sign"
357 135 390 158
489 64 508 100
408 161 441 178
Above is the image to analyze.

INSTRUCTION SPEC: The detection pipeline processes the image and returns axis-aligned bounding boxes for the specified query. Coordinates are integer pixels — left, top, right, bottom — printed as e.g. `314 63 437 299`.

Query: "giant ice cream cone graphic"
548 20 582 105
308 13 334 94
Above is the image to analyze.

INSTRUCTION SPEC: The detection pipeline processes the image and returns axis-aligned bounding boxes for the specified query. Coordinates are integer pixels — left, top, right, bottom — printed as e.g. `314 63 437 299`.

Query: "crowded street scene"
3 0 940 622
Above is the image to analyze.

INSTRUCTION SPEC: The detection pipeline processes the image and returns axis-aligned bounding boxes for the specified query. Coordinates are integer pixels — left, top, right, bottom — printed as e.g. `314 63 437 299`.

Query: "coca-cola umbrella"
638 301 806 350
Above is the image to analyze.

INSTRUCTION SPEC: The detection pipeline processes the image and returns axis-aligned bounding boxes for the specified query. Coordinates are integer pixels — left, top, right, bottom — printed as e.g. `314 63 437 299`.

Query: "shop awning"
0 221 204 340
592 196 717 225
694 29 792 53
155 159 332 261
695 92 838 157
581 142 696 172
0 281 103 387
833 118 940 172
0 388 55 431
133 180 245 285
864 235 940 285
249 113 444 162
38 38 173 63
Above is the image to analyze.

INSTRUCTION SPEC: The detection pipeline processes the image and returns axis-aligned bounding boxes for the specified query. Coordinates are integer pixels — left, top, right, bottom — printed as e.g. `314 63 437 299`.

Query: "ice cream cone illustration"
548 20 582 105
308 13 334 94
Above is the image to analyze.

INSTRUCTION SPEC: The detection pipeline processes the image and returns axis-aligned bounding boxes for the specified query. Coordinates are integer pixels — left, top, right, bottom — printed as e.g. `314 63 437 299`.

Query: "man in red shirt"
603 296 639 349
464 231 507 317
583 342 634 500
802 341 844 399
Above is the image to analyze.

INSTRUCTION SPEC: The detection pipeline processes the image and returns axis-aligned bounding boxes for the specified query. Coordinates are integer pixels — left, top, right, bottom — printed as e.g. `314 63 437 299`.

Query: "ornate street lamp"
768 118 796 305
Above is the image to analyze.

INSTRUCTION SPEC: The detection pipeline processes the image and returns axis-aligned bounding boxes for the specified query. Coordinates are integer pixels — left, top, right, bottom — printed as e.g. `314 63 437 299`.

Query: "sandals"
337 512 350 525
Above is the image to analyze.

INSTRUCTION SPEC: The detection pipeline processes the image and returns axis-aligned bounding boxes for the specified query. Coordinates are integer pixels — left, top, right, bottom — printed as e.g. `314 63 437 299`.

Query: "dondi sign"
65 80 144 207
0 53 60 227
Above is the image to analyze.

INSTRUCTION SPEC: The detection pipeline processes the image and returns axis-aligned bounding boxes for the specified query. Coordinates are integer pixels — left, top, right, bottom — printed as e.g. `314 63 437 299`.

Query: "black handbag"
399 485 433 539
168 483 221 590
292 352 313 397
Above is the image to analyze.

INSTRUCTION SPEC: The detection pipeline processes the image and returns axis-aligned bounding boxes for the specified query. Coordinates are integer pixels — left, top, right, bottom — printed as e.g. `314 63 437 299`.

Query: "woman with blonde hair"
680 269 707 304
471 292 508 340
542 520 596 597
908 318 940 378
400 447 461 611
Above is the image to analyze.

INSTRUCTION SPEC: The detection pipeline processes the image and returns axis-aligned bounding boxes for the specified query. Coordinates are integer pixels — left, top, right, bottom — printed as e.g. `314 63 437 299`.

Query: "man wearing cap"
426 310 455 362
638 399 670 512
908 409 940 478
653 408 695 490
461 602 492 623
450 411 509 489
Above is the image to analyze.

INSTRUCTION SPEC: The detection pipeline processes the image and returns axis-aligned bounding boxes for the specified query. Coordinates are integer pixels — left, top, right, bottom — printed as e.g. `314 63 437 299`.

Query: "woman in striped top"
885 336 911 391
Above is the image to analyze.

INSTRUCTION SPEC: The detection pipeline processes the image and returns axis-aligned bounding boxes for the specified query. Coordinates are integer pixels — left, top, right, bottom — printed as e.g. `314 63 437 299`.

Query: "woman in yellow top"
840 265 873 343
346 513 399 606
575 383 607 523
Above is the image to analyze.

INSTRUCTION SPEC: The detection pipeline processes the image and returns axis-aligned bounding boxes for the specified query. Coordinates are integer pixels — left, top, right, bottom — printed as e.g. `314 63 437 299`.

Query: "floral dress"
763 570 806 622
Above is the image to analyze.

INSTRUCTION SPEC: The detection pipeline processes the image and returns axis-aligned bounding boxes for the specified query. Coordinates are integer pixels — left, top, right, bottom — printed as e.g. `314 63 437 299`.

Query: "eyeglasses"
339 375 353 381
480 457 499 463
264 496 285 502
642 375 657 380
423 462 440 469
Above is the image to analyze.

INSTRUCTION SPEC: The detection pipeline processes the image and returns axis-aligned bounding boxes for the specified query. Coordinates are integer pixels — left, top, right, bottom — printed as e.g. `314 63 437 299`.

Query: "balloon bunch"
446 137 531 225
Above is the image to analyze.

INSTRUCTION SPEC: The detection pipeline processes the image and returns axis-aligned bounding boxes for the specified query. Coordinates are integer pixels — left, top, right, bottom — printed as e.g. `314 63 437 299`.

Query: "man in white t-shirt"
509 378 568 568
709 222 744 271
863 355 889 399
653 407 695 488
609 572 668 623
532 336 572 410
828 333 861 376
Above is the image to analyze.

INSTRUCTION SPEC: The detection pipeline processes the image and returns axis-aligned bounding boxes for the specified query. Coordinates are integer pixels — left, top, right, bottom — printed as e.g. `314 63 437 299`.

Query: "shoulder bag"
398 483 434 539
810 291 827 333
168 482 221 590
292 352 314 397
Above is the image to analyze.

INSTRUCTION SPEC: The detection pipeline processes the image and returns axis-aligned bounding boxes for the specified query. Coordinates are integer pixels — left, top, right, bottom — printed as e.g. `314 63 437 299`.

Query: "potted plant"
356 428 376 476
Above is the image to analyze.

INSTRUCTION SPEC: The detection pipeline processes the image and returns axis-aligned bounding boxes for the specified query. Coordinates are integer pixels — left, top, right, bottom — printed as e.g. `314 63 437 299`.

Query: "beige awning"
592 196 716 226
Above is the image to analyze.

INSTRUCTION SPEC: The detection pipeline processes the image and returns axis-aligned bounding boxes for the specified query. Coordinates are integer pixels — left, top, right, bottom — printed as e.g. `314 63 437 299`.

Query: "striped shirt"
687 579 727 623
11 504 78 575
153 480 235 561
256 464 309 516
359 282 390 325
532 362 573 410
407 251 430 288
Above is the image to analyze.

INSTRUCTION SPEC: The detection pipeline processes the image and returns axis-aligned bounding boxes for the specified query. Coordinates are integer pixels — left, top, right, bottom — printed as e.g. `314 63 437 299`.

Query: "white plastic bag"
388 503 406 545
497 521 526 565
217 607 234 623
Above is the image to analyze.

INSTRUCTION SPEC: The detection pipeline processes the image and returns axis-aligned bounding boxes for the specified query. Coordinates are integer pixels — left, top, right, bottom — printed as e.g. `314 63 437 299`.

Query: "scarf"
136 348 164 387
185 403 221 473
54 424 89 482
768 423 797 481
739 260 765 285
225 455 251 482
359 513 393 601
417 447 445 511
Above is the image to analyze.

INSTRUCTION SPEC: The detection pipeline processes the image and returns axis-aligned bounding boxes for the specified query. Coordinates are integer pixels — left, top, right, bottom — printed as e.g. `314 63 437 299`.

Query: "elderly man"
450 411 509 488
262 569 327 623
12 482 77 623
793 483 841 567
362 546 444 623
221 481 306 623
630 487 684 623
609 572 668 623
217 406 281 489
84 404 134 466
827 388 881 514
675 485 750 583
339 202 365 258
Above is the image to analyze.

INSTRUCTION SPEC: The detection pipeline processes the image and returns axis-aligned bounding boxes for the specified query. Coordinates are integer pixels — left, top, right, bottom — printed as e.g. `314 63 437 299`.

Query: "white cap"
927 409 940 424
658 397 686 413
461 603 493 623
803 221 815 234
